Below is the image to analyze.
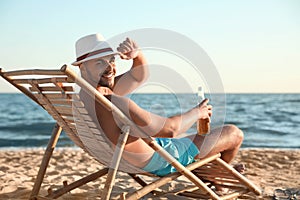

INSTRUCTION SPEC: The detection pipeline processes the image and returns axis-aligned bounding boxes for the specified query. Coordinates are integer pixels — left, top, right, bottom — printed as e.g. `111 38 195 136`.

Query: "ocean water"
0 93 299 149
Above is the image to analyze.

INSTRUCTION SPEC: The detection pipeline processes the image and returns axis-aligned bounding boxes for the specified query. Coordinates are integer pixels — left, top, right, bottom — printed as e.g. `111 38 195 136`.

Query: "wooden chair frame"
0 65 261 200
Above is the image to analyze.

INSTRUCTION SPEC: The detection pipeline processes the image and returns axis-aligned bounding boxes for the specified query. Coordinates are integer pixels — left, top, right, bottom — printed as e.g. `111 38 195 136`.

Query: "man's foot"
214 184 230 194
233 163 245 174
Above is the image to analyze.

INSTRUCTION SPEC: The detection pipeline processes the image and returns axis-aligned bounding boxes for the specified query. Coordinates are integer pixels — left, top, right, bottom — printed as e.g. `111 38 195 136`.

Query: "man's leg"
188 124 244 163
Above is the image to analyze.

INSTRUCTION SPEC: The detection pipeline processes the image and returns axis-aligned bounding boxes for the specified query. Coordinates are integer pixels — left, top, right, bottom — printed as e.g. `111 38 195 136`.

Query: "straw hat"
72 33 118 66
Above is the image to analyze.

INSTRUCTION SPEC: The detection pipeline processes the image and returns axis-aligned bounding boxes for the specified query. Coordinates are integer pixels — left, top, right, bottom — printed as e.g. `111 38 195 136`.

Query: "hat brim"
72 51 120 66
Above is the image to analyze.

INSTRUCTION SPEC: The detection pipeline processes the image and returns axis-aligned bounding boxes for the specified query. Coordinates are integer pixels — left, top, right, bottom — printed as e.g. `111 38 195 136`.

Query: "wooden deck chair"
0 65 261 200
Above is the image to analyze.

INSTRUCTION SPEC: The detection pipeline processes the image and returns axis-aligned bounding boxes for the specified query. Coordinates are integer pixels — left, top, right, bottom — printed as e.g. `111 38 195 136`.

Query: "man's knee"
223 124 244 143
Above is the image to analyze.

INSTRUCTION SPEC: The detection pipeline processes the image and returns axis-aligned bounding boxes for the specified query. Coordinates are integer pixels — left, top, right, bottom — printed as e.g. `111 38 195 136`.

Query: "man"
72 33 244 176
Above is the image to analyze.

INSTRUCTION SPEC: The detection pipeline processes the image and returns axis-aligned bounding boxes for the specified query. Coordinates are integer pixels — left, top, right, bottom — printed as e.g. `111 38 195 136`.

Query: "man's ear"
79 63 87 78
80 62 87 71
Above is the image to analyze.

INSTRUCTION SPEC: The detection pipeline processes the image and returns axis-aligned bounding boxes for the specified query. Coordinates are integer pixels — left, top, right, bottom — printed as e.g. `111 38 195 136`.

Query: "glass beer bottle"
197 86 210 135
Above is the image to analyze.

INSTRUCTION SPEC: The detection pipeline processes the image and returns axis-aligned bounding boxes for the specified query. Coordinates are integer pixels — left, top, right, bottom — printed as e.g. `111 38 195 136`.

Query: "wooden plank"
70 128 80 135
55 107 74 116
57 112 74 118
29 86 74 92
43 93 78 99
80 136 112 152
72 126 89 134
74 121 98 129
44 107 77 122
3 69 65 77
194 168 229 173
64 118 75 124
40 98 83 108
50 100 73 106
53 103 72 107
194 168 230 176
46 169 109 199
222 184 247 190
195 173 236 180
0 69 40 105
71 94 81 101
90 127 103 135
63 116 75 123
101 126 130 200
199 177 240 185
215 158 261 195
74 129 104 140
12 77 69 84
43 105 73 118
30 124 62 199
221 190 248 200
74 116 93 123
76 107 89 114
72 101 85 108
179 191 210 199
125 154 221 200
66 121 75 128
73 113 93 122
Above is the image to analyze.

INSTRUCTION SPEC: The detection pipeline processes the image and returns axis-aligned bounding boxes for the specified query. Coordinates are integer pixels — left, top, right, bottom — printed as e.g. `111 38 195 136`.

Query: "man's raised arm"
113 38 149 95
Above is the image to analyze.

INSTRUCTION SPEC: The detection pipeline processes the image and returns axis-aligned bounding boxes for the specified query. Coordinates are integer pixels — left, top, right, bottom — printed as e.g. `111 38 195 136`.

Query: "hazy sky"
0 0 299 93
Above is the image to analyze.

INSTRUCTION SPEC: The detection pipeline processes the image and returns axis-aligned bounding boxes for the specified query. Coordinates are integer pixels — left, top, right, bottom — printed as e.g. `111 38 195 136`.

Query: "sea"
0 93 299 149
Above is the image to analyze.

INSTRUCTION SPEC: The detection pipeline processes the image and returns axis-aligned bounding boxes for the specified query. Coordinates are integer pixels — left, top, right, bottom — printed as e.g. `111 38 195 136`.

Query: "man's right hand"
117 38 140 60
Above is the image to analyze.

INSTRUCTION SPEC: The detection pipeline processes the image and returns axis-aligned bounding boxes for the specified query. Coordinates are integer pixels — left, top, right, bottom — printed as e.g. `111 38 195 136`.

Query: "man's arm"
110 94 211 138
113 38 149 96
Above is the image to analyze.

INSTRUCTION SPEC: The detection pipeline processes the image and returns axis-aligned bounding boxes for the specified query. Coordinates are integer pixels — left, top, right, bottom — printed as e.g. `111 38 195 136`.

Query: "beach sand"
0 148 299 199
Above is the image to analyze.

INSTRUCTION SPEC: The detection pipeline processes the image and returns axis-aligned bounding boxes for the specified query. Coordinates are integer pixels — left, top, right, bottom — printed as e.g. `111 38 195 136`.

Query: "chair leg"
128 174 148 187
46 168 109 199
125 154 221 200
101 126 130 200
30 123 62 200
215 158 261 196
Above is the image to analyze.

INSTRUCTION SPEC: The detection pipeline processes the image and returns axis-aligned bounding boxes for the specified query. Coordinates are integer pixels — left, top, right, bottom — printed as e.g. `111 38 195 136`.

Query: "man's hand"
198 99 213 121
117 38 139 60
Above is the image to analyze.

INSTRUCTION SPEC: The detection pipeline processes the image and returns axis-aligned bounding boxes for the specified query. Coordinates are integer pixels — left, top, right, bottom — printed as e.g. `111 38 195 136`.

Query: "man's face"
81 55 117 89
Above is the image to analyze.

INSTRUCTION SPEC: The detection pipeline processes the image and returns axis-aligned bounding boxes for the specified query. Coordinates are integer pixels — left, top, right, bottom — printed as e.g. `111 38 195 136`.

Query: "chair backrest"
0 66 145 174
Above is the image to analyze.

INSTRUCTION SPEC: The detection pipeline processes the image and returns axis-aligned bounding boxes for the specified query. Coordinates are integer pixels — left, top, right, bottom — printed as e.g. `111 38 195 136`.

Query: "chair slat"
74 121 98 129
37 95 82 108
29 86 74 92
3 69 65 77
55 107 74 116
76 107 89 115
12 77 69 84
50 100 73 106
73 113 93 122
75 128 105 140
72 101 85 108
64 118 75 124
42 93 78 99
200 176 240 184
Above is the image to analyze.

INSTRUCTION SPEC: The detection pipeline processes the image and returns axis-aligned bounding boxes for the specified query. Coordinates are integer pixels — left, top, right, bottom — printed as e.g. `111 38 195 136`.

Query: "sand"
0 148 299 199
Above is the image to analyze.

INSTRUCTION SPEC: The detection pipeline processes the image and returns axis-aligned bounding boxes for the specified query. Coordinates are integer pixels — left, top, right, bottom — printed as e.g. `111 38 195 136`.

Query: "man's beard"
98 78 114 90
96 66 116 90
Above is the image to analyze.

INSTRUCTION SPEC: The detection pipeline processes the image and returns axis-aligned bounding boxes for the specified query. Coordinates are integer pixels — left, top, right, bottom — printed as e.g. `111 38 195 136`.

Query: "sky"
0 0 299 93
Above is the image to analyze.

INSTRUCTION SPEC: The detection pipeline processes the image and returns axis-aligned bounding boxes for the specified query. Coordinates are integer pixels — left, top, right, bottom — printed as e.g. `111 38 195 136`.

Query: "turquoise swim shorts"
142 137 200 176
